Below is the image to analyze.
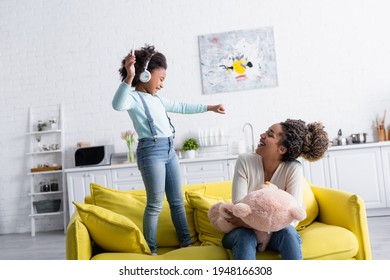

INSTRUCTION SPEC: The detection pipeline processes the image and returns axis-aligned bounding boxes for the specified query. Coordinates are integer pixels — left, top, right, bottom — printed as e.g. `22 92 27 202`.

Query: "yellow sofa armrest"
311 185 372 260
66 211 93 260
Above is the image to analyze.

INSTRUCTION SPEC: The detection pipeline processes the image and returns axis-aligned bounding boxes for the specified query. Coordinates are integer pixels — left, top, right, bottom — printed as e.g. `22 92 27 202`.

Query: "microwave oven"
74 145 114 167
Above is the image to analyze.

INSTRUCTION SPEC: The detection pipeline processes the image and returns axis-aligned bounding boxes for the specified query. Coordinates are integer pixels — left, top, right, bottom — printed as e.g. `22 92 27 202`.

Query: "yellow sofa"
66 180 372 260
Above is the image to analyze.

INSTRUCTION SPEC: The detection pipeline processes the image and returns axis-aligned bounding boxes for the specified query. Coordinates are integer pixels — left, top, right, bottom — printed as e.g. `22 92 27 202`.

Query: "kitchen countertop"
64 153 239 173
327 140 390 151
64 141 390 172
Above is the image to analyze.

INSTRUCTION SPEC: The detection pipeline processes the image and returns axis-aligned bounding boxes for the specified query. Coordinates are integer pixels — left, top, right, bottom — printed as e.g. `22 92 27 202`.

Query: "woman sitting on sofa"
222 119 328 260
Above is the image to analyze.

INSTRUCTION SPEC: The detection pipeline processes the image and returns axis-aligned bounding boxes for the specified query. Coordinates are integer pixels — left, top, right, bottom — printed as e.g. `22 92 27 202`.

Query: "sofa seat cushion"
91 245 230 260
89 183 205 247
224 249 281 260
300 222 358 260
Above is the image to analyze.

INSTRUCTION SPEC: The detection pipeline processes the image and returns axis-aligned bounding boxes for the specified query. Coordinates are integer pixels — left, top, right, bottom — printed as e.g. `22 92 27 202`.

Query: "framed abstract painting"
198 27 278 94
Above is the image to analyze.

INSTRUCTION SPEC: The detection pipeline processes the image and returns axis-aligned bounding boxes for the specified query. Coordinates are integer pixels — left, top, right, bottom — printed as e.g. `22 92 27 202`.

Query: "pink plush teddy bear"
208 183 306 252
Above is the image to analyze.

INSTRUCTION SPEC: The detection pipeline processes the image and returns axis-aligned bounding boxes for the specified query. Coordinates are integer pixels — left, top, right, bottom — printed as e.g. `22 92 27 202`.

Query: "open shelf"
27 104 66 236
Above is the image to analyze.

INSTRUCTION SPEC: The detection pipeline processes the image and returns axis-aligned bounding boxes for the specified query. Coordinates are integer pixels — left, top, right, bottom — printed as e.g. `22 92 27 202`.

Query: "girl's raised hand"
124 53 136 78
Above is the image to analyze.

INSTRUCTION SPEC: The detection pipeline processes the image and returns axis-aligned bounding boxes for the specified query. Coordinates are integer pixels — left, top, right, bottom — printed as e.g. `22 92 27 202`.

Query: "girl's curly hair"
119 44 167 86
279 119 328 162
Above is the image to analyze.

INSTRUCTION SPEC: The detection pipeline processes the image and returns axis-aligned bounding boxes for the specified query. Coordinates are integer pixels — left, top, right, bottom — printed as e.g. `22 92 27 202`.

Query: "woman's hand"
123 53 136 85
208 104 226 114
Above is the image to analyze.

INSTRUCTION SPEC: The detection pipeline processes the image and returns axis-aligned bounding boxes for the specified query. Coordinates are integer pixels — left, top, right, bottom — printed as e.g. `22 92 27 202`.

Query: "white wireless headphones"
139 52 156 83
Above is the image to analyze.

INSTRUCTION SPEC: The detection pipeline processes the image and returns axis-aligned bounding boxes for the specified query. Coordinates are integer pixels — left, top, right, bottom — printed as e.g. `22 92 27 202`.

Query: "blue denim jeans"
136 137 192 253
222 225 303 260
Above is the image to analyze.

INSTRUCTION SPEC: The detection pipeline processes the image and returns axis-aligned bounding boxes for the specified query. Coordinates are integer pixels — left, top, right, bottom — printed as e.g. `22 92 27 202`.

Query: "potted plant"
182 138 199 159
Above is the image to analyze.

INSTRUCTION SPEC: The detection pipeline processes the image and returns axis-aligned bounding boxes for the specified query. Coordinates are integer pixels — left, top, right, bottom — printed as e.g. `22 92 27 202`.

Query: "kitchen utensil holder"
377 128 386 142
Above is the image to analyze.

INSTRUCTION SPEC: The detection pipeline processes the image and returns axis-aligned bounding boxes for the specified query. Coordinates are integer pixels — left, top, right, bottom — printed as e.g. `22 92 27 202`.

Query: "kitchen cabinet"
180 159 230 184
111 165 144 191
381 146 390 207
302 142 390 215
327 147 387 209
27 104 66 236
301 157 330 187
66 168 112 217
227 159 237 180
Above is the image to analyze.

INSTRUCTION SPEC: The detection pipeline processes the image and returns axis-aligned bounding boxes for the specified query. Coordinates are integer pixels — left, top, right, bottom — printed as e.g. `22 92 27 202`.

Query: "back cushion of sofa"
203 181 232 196
185 190 232 247
181 181 232 197
296 178 319 230
73 202 151 254
89 183 204 247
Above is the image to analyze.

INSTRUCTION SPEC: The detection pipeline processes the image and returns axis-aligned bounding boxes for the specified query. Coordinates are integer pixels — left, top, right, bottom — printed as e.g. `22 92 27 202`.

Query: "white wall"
1 0 390 234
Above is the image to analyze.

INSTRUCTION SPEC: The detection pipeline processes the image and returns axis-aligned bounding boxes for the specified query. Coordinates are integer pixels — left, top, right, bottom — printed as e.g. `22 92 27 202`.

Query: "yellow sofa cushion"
296 179 319 230
89 183 204 247
198 181 232 196
300 221 358 259
73 202 151 254
66 215 93 260
185 191 231 247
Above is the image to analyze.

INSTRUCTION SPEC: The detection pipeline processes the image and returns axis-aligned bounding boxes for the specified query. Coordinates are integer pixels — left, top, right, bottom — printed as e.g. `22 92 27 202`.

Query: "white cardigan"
231 152 304 226
232 152 304 204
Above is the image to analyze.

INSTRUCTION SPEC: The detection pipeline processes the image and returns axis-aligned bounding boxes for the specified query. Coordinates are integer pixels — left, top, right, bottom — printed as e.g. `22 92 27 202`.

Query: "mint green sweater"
112 82 207 139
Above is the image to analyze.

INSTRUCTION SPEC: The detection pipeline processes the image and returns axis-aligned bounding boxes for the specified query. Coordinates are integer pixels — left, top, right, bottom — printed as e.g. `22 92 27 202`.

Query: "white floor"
365 215 390 260
0 216 389 260
0 231 66 260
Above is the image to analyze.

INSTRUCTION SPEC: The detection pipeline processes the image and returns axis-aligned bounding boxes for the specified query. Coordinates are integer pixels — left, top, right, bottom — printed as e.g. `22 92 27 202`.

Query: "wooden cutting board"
30 166 62 173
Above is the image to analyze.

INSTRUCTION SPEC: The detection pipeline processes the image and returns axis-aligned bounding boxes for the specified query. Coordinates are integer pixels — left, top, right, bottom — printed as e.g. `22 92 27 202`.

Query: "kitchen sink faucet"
242 122 254 152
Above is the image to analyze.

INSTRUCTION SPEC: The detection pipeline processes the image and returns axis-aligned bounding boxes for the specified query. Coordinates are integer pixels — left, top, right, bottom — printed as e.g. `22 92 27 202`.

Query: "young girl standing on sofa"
112 44 225 255
222 119 328 260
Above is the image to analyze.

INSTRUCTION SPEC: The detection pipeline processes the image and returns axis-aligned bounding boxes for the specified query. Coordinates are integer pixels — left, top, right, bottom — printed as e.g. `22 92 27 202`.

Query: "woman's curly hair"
119 44 167 86
279 119 328 162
